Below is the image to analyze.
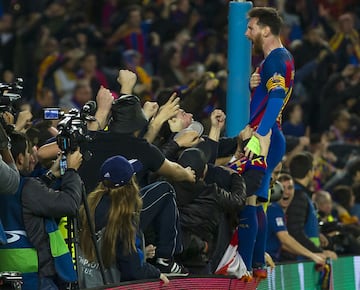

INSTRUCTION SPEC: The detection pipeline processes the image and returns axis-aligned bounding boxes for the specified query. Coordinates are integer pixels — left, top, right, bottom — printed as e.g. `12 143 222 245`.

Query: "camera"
0 78 23 112
0 271 22 290
55 102 96 154
270 180 284 202
0 78 23 134
50 101 96 175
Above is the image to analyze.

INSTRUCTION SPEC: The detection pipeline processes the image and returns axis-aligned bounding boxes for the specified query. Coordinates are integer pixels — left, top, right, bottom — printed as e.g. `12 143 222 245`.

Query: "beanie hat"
109 94 148 134
178 148 207 181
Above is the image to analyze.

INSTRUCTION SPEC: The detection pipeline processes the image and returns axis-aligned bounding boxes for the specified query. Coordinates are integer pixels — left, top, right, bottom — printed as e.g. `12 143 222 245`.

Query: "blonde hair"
79 176 142 267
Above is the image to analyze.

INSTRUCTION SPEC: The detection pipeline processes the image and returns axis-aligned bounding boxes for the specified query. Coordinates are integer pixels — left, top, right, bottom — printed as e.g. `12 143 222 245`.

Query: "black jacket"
21 169 83 277
286 182 322 253
174 165 247 242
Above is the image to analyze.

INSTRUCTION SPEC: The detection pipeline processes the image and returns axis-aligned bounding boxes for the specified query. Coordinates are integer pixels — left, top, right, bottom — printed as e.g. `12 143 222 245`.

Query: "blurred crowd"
1 0 360 288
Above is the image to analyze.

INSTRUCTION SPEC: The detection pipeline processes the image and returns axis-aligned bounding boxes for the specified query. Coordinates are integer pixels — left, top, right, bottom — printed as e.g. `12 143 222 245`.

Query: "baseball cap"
100 155 143 186
173 121 204 140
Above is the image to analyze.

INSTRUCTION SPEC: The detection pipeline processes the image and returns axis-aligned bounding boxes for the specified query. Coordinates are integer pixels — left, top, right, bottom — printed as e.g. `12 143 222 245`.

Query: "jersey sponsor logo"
275 217 284 227
5 230 27 243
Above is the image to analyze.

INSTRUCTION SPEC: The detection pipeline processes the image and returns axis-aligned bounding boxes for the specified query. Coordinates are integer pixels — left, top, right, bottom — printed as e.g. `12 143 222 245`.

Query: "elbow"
3 176 20 195
11 177 20 193
64 202 81 217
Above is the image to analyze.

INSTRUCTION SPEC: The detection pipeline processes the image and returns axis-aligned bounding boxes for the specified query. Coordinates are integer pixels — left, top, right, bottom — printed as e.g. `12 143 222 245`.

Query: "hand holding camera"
66 148 83 171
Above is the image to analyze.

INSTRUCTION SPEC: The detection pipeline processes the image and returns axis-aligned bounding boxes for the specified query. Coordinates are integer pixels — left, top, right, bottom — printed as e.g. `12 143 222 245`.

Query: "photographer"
0 124 19 196
0 131 83 290
0 123 20 247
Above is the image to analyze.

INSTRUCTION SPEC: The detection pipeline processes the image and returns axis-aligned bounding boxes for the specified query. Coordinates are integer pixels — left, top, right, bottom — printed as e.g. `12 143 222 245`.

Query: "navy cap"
100 155 143 186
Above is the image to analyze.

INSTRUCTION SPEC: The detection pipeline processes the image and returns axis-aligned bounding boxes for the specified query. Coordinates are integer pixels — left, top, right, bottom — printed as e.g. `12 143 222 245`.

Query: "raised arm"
156 158 196 183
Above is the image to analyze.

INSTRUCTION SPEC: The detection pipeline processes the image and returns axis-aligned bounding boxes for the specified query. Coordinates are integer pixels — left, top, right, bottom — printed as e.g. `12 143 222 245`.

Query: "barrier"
86 256 360 290
258 256 360 290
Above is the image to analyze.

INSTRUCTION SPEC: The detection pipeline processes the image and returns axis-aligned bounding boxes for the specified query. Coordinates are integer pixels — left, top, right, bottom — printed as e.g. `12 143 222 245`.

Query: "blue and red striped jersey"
249 47 295 133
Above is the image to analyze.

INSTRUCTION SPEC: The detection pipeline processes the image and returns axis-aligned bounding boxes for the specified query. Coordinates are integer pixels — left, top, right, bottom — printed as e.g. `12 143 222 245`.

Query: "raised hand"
250 67 261 90
155 92 180 123
14 110 32 132
210 109 226 130
117 70 137 94
143 101 159 120
244 130 272 159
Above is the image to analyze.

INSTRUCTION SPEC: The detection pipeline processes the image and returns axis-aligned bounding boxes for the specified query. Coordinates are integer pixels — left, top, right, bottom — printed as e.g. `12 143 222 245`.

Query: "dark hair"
32 120 54 147
309 133 322 145
110 95 148 134
332 185 353 210
278 173 293 183
248 7 283 36
289 152 313 179
25 127 40 147
178 148 207 181
9 131 28 161
126 4 142 20
155 88 175 107
79 50 98 63
59 37 77 53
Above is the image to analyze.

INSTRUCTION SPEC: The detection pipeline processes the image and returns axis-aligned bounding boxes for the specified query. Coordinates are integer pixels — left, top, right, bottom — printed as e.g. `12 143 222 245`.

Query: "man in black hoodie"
174 145 268 273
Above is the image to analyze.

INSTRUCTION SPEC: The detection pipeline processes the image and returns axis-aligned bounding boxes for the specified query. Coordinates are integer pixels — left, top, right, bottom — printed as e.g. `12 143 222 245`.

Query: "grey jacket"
0 155 19 194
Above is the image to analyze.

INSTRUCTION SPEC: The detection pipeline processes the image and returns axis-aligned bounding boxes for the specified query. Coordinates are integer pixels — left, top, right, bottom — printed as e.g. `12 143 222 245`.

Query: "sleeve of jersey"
256 61 286 136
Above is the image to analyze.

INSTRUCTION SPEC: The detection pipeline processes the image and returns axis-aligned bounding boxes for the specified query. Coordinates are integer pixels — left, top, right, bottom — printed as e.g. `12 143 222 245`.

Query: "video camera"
270 180 284 202
43 101 96 175
0 78 23 134
0 78 23 113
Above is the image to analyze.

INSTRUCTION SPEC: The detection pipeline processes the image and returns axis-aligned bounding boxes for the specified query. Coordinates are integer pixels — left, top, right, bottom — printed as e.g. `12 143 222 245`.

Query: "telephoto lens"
270 180 284 202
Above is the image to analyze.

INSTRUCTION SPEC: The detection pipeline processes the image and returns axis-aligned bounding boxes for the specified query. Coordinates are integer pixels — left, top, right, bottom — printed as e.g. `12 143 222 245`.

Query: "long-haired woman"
79 155 169 284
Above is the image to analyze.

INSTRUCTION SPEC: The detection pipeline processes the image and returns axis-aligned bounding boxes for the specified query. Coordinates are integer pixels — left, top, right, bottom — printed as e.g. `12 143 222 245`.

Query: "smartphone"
59 155 68 176
43 108 62 120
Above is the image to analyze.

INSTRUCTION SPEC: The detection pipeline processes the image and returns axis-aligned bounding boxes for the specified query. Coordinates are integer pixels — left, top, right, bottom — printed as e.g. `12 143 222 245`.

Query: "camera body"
55 105 95 154
0 78 23 134
43 102 96 175
270 180 284 202
0 78 23 113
